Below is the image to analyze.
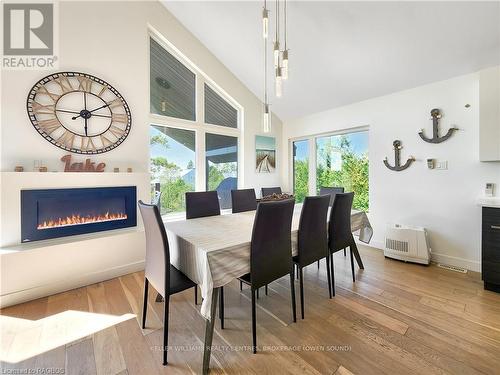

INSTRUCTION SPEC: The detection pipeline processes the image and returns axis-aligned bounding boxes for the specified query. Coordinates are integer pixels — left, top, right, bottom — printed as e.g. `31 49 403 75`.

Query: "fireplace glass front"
21 186 137 242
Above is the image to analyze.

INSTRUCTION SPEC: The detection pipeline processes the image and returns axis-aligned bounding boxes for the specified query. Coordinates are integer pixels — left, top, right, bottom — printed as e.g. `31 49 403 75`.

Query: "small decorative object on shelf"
383 140 415 171
127 167 132 173
419 108 458 144
14 166 24 172
39 166 48 172
260 193 294 202
61 154 105 172
114 167 120 173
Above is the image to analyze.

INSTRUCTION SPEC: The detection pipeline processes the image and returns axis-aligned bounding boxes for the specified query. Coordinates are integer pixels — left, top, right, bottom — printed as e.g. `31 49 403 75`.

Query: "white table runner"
164 204 372 320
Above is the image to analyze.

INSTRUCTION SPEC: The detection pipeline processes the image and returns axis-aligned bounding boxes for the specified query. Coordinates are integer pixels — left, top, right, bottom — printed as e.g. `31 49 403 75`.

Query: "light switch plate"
435 160 448 170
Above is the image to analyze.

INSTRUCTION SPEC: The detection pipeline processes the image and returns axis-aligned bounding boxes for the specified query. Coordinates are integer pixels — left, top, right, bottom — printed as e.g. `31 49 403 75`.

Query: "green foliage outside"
207 162 237 191
150 133 193 214
293 159 309 203
316 136 369 211
294 135 369 211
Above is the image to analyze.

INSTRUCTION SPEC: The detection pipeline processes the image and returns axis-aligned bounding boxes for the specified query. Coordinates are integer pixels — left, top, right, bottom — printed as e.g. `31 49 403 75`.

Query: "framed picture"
255 135 276 173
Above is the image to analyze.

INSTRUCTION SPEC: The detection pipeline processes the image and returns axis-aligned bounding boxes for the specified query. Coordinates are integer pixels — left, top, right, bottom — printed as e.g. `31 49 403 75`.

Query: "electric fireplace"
21 186 137 242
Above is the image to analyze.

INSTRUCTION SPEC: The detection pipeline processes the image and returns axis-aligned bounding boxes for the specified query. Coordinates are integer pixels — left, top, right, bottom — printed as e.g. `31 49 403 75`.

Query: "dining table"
163 202 372 374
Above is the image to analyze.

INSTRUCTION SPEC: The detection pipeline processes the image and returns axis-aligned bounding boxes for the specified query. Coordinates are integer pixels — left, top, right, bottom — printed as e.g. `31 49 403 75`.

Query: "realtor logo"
3 2 57 69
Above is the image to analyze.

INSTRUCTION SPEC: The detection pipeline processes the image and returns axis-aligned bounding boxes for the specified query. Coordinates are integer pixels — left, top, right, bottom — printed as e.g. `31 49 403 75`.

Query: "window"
150 38 196 121
150 126 195 213
149 34 241 216
316 130 369 211
292 140 309 203
204 84 238 128
206 133 238 209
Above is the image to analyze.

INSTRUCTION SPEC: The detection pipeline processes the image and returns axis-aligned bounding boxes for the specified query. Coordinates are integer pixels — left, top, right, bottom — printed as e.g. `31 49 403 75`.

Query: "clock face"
27 72 132 154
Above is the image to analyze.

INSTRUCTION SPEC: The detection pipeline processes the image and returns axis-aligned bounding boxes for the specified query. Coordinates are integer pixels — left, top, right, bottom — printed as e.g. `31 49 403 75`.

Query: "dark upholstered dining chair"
293 195 332 319
328 192 360 296
138 201 197 366
185 191 221 219
261 187 282 197
319 186 345 206
231 188 257 213
220 199 296 353
318 186 346 267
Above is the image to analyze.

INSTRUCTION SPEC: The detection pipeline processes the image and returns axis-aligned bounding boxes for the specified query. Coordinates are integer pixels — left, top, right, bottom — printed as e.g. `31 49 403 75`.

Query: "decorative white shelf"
478 197 500 208
0 227 144 255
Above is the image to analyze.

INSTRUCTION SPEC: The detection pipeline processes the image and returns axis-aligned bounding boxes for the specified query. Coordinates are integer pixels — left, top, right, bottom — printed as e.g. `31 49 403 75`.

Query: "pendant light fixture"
262 3 269 39
262 0 291 131
282 0 289 80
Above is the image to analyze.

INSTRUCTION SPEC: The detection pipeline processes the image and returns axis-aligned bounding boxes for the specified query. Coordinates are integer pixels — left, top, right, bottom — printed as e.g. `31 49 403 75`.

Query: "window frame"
148 27 244 194
288 125 369 199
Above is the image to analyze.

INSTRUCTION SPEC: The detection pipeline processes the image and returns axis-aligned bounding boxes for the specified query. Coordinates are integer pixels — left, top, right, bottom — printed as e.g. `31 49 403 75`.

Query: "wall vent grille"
386 238 409 253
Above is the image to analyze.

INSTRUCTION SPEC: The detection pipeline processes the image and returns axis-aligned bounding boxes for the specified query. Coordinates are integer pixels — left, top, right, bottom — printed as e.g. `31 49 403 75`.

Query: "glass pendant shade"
262 104 271 133
273 41 280 67
262 8 269 39
275 67 282 98
282 50 289 80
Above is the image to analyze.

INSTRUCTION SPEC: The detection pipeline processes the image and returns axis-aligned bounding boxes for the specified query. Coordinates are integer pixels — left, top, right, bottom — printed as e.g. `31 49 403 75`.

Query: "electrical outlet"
435 160 448 170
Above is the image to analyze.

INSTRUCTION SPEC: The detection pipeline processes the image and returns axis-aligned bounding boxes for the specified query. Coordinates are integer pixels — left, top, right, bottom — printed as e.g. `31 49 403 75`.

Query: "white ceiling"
162 1 500 121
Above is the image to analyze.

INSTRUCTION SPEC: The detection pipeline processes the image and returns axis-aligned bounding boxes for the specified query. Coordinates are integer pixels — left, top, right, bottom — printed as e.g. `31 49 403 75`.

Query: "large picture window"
150 126 195 214
149 34 241 216
205 133 238 209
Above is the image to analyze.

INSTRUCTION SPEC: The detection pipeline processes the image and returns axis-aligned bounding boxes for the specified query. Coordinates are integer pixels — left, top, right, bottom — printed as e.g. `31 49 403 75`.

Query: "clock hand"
71 103 110 120
84 117 88 136
57 109 111 118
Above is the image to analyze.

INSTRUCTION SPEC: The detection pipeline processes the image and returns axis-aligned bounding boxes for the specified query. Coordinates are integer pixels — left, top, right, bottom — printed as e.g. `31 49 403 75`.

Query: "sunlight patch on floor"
0 310 135 363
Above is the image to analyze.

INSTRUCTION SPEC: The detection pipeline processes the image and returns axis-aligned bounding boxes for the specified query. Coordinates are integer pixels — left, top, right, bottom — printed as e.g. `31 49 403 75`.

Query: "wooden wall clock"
26 72 131 154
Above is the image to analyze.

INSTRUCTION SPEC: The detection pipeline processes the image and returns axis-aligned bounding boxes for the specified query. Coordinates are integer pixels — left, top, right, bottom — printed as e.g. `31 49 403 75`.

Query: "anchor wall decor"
383 140 415 171
419 108 458 144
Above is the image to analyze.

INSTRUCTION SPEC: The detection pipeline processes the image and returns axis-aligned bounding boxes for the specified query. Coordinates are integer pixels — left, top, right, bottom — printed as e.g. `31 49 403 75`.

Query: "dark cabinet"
482 207 500 292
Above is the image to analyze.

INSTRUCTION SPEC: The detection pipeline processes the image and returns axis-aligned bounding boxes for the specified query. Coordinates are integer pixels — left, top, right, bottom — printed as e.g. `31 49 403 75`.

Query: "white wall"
0 0 283 189
282 71 500 271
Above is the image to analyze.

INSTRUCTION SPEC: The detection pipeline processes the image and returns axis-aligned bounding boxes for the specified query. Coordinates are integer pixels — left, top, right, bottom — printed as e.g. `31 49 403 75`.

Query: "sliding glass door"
292 140 309 203
316 130 369 211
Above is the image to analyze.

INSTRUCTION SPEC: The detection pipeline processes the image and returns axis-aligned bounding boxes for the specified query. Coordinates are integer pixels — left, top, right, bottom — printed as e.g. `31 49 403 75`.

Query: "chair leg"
299 266 304 319
344 248 346 256
257 288 259 299
325 255 332 299
142 278 149 329
240 280 243 291
290 267 297 323
330 252 336 296
265 284 268 295
251 289 257 354
317 260 320 269
350 247 356 283
163 295 170 365
194 286 198 305
219 287 224 329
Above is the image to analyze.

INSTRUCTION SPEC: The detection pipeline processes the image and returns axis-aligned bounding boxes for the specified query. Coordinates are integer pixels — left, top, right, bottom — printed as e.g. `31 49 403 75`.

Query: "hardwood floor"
2 245 500 374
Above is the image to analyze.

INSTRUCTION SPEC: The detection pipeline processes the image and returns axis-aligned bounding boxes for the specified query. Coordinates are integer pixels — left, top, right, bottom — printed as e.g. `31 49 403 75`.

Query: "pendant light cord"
284 0 287 50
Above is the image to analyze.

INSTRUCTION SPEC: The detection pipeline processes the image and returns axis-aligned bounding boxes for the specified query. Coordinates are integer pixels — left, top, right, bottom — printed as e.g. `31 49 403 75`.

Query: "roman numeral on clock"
38 118 61 133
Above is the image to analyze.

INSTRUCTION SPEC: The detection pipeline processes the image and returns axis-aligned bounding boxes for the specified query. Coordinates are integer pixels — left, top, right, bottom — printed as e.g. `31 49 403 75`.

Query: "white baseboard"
0 260 145 308
356 238 480 273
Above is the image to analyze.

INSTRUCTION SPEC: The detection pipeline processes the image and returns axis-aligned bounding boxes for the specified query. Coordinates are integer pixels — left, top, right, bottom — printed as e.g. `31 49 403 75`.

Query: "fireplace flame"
37 212 127 230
